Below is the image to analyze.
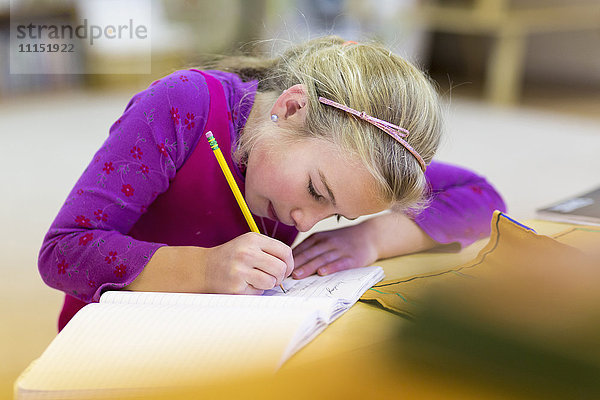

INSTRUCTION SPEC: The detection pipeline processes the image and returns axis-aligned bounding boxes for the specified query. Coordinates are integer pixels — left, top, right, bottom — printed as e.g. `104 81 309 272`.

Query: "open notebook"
15 266 383 400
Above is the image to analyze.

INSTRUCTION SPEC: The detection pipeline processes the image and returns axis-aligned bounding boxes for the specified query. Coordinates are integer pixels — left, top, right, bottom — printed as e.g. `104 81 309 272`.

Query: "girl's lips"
267 201 280 222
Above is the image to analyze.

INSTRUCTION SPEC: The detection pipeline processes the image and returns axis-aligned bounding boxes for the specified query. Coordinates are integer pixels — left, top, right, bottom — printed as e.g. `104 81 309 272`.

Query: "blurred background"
1 0 599 398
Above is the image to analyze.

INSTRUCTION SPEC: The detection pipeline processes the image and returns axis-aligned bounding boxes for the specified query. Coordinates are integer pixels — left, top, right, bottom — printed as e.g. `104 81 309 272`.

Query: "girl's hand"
291 223 378 279
291 213 439 279
127 233 293 295
129 214 434 292
203 232 294 294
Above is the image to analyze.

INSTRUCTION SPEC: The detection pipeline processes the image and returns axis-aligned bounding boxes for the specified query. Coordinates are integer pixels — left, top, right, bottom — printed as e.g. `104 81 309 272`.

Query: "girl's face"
245 136 389 232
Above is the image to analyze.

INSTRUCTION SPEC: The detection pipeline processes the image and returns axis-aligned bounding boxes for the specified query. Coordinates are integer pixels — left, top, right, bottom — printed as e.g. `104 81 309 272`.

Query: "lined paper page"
100 291 335 313
17 302 318 396
265 266 384 301
264 266 384 321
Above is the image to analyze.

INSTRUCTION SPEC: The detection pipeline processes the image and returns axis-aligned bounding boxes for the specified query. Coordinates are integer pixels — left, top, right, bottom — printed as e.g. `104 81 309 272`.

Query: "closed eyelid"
308 178 324 200
318 170 336 207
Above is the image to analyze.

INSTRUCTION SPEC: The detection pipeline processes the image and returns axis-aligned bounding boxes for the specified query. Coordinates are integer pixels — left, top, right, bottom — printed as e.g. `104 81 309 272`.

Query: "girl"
39 36 506 331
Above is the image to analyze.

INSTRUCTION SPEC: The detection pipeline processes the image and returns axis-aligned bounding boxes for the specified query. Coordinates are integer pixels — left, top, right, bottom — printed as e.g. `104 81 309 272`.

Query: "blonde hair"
215 36 442 212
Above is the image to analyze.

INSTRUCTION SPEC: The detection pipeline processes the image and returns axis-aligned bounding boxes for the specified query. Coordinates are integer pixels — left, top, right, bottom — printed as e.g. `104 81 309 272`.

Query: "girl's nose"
290 208 322 232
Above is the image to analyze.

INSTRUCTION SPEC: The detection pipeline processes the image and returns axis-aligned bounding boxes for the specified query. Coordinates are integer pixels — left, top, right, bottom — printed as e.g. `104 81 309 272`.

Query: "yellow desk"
145 219 583 400
18 219 592 399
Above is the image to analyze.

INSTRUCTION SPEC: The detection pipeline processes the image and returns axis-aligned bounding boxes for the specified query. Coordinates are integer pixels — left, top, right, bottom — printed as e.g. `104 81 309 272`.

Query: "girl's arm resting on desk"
413 161 507 248
292 161 506 278
292 213 436 278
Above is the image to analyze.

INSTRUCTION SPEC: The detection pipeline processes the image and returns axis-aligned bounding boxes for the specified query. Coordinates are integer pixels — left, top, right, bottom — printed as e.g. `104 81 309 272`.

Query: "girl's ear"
270 84 308 122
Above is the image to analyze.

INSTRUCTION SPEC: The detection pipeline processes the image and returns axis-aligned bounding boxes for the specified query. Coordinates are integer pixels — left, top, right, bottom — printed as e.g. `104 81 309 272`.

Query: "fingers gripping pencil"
205 131 287 293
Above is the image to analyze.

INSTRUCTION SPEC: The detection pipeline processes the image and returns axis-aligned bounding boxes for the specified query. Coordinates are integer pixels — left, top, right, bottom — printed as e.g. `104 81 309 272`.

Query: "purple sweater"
38 69 506 305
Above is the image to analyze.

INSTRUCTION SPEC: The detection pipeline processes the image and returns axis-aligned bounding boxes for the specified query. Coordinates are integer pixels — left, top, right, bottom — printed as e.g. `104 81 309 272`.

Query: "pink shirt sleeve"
38 70 209 302
414 161 507 248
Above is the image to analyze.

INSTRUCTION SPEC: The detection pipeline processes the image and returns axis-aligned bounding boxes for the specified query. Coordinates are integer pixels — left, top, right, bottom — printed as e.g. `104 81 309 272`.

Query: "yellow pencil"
205 131 286 293
206 131 259 233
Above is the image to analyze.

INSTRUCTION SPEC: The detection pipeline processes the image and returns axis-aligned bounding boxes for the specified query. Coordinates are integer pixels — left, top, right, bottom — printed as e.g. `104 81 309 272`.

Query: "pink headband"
318 97 427 172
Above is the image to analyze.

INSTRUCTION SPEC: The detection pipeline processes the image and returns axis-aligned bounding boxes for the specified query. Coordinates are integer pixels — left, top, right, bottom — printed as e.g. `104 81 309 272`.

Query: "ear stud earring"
270 114 278 123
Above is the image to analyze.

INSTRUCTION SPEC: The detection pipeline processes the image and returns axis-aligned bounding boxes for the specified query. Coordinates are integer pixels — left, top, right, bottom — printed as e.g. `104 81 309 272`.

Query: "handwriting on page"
263 266 383 298
326 282 341 295
279 275 363 299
